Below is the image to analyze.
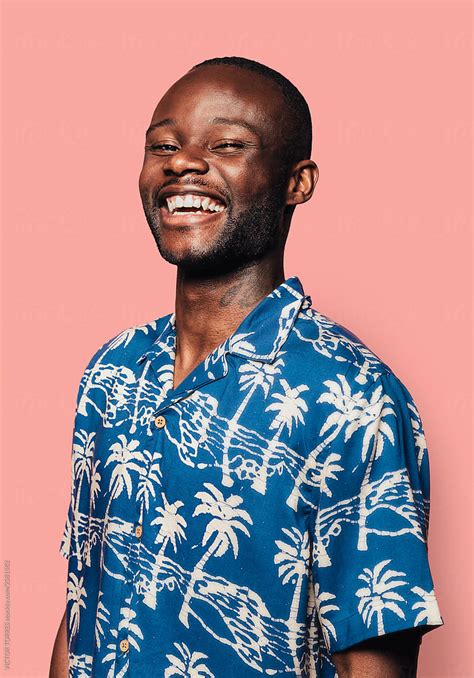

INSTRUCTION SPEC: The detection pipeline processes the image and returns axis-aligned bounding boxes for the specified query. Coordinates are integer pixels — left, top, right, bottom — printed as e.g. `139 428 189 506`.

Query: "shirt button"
154 415 166 429
135 525 143 538
119 639 129 652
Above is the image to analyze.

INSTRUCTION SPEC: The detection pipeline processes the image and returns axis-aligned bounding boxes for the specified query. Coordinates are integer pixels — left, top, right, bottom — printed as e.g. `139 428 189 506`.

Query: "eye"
212 141 245 152
145 143 179 153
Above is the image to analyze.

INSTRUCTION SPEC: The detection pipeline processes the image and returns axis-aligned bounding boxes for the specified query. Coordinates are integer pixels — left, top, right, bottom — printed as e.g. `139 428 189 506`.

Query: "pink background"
1 1 472 676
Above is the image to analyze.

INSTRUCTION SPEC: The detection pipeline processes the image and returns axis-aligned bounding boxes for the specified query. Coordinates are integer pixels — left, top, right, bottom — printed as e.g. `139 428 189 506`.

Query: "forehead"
149 65 287 138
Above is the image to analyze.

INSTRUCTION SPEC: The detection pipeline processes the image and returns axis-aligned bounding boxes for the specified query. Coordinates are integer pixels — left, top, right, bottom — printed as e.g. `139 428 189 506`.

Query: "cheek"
224 163 271 204
138 159 161 193
138 167 150 197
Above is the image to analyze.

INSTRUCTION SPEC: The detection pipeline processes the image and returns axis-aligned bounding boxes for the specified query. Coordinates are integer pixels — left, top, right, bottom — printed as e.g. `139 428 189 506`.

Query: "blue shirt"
60 275 443 677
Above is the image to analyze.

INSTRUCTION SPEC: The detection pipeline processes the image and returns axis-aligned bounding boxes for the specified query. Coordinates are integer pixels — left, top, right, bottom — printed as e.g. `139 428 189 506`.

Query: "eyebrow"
145 118 177 136
145 116 260 137
210 117 260 136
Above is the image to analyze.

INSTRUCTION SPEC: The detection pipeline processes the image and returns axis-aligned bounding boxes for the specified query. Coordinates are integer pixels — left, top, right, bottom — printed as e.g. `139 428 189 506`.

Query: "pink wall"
1 1 471 676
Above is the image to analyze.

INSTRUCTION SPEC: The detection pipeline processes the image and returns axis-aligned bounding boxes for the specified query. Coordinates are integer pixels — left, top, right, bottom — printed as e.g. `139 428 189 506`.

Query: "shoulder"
82 313 172 372
287 305 420 415
291 306 427 461
73 313 172 408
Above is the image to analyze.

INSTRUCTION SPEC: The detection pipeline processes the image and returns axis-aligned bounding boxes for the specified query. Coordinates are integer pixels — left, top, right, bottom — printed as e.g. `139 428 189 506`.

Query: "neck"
173 252 285 377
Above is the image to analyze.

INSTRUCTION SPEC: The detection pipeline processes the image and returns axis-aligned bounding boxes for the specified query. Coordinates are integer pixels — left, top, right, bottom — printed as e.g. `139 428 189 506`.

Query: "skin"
51 64 423 676
49 610 67 677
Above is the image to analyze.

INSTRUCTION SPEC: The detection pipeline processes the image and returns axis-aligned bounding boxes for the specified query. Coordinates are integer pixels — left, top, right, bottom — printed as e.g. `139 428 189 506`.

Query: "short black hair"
189 56 312 167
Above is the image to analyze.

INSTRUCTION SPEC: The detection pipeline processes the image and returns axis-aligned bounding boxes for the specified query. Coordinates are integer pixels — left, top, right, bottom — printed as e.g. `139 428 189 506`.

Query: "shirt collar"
228 275 311 362
136 275 311 366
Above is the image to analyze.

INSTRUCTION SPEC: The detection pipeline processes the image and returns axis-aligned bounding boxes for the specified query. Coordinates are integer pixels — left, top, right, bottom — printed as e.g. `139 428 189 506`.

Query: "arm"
49 609 68 678
332 628 422 678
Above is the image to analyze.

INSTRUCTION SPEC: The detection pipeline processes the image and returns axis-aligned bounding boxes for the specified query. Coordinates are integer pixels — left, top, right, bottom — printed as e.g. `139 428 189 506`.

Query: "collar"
136 275 311 366
228 275 311 362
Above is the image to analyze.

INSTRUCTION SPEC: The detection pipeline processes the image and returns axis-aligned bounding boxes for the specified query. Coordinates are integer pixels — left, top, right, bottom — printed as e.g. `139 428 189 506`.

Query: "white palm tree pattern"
59 276 443 677
66 572 87 638
220 358 283 487
143 492 187 609
165 641 215 677
274 527 311 674
355 559 408 634
178 483 252 628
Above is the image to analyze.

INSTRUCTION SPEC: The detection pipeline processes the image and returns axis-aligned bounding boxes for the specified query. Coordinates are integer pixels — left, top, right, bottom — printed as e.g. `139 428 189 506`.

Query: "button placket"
114 432 150 672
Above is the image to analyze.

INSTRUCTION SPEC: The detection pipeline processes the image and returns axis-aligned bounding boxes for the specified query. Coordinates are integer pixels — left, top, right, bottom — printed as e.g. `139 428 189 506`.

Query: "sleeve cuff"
324 599 444 654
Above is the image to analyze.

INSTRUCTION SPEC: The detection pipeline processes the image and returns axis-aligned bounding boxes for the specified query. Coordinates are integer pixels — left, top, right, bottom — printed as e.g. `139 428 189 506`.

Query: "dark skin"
50 64 423 676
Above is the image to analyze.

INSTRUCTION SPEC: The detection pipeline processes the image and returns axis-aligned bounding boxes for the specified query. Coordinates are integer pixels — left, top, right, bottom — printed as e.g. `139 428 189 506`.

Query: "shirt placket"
111 346 230 675
113 456 148 674
111 355 173 674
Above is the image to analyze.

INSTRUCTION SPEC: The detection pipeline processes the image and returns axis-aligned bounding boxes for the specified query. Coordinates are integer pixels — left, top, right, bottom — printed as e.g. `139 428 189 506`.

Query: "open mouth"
159 193 226 216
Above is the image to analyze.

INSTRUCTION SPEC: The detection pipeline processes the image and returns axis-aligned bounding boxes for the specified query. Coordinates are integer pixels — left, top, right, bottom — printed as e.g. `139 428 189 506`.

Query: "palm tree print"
143 493 187 609
356 559 408 634
101 435 148 569
254 379 309 494
354 389 397 550
67 571 87 637
317 374 372 440
288 374 373 513
85 459 102 567
410 586 443 626
94 592 110 649
118 603 144 652
407 402 428 470
102 598 144 677
274 527 311 674
313 582 339 648
178 483 252 628
315 376 398 550
136 449 163 512
316 375 394 466
129 358 152 434
104 435 148 517
72 429 95 568
165 642 215 677
78 322 156 417
287 448 343 513
220 358 283 487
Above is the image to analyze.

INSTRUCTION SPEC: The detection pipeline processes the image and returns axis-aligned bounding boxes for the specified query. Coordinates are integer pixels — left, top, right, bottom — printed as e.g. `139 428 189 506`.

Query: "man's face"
138 65 293 275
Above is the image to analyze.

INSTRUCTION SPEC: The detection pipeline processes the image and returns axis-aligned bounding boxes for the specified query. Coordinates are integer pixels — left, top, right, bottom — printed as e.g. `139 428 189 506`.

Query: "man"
50 56 443 677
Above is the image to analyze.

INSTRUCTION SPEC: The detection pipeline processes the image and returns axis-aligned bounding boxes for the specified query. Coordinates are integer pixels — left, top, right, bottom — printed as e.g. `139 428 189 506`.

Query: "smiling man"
50 56 443 677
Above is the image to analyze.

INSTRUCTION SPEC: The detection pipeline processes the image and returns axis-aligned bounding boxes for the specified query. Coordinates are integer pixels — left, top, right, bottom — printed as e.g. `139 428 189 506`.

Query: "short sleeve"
311 369 444 654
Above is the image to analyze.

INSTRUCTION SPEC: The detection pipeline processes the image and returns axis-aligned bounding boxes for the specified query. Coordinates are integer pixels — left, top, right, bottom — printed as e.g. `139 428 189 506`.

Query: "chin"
158 242 245 277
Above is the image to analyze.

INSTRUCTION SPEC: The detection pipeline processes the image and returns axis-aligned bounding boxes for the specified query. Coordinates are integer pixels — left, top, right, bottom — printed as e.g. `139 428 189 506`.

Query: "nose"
162 145 209 177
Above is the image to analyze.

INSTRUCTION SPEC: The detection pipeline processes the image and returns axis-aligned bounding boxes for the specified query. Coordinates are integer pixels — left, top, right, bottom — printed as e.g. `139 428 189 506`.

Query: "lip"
157 186 227 207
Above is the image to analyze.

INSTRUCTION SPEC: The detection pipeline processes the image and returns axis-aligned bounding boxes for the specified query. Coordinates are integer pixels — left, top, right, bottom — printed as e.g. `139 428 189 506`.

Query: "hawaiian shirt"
59 275 443 677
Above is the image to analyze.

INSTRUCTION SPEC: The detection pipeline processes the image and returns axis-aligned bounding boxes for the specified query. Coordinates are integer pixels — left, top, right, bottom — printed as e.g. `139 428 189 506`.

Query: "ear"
286 160 319 206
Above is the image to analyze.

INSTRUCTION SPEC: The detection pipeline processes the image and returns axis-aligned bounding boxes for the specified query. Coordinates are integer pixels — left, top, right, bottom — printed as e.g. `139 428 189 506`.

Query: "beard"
141 180 289 277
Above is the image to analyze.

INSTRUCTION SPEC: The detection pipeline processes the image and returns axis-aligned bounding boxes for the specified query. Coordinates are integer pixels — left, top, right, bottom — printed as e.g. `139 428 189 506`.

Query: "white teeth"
164 193 225 214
